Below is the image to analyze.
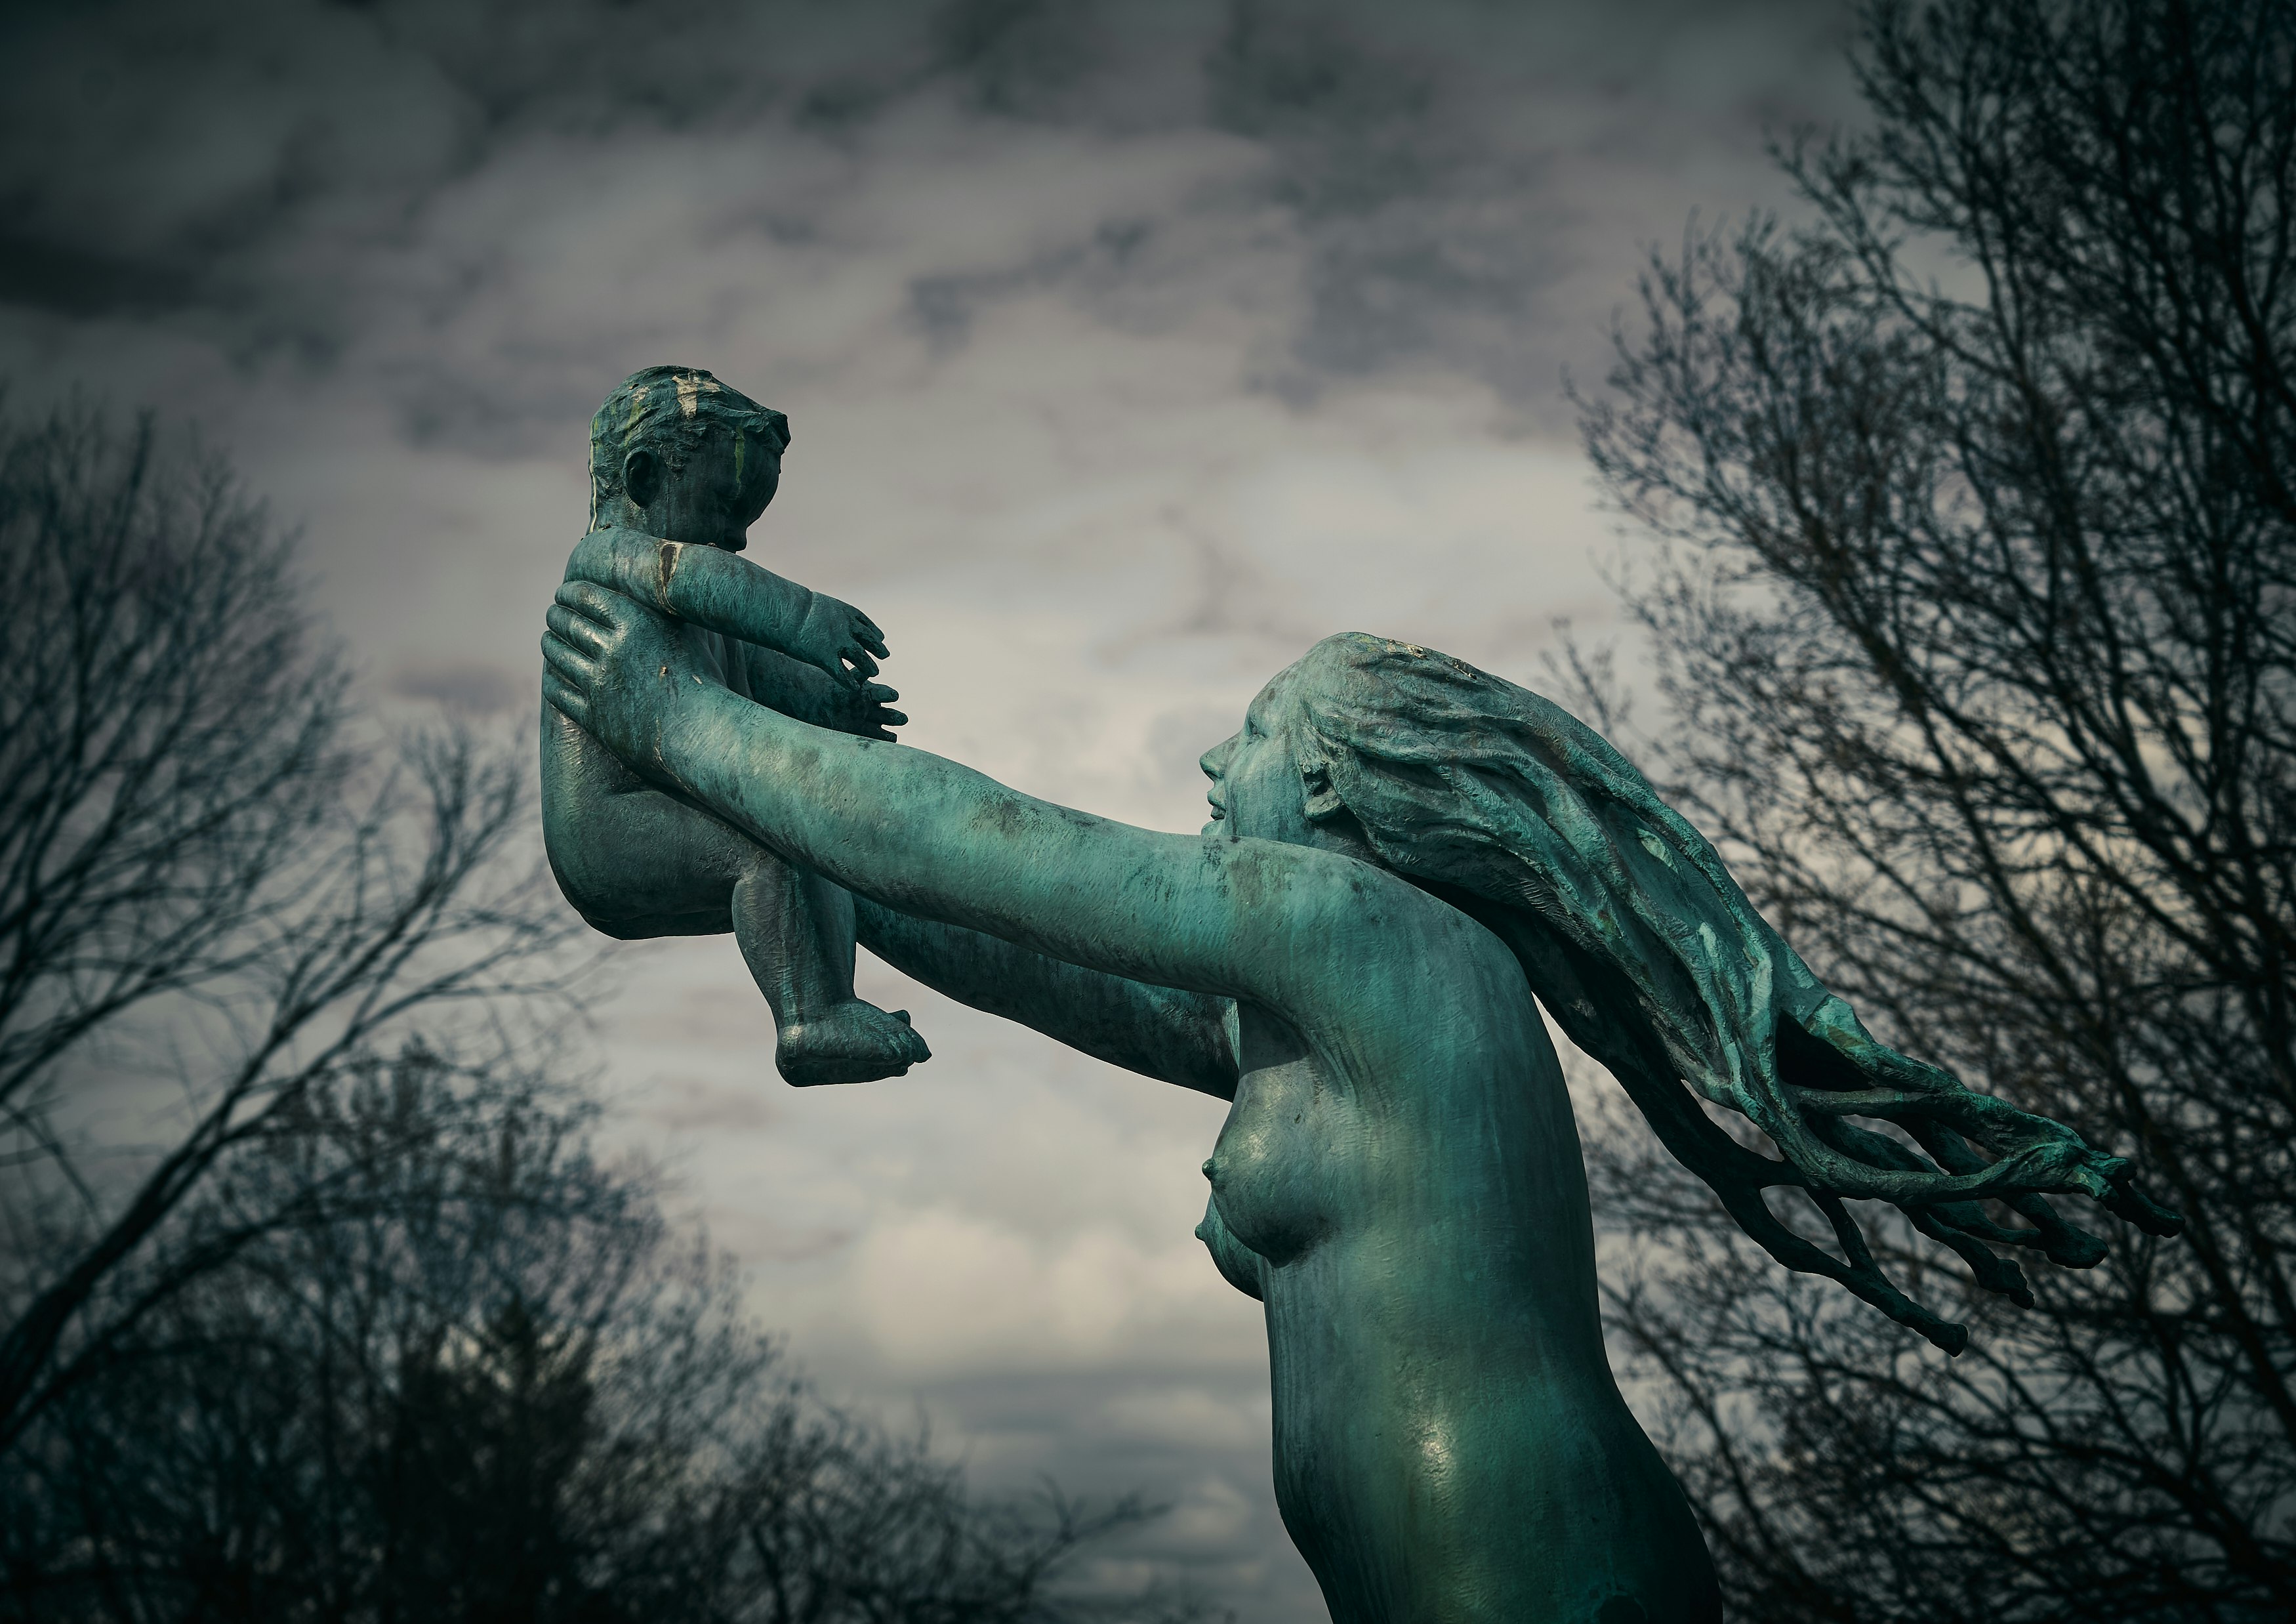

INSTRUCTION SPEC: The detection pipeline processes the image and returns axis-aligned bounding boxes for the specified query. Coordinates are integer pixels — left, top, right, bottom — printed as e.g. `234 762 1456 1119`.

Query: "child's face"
646 423 782 552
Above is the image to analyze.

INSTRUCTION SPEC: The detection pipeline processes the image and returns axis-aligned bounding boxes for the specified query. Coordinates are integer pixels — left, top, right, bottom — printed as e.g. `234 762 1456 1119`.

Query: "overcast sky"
1 1 1862 1613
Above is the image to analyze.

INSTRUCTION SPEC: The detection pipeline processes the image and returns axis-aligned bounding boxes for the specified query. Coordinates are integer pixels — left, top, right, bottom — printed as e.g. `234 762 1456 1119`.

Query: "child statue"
541 365 932 1085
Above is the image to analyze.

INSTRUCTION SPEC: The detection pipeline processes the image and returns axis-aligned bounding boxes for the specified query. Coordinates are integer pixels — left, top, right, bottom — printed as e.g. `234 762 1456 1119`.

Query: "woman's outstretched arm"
853 901 1236 1098
543 580 1439 1024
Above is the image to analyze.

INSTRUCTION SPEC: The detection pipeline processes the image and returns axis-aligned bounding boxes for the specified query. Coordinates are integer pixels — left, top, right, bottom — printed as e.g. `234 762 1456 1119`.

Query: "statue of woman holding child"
542 369 2179 1624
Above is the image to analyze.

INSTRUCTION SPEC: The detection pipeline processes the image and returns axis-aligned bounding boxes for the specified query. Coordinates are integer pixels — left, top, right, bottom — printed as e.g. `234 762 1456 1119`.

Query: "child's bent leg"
730 856 932 1087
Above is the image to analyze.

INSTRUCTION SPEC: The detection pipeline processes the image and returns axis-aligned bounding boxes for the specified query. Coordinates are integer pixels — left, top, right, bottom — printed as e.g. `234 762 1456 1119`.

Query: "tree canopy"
1578 1 2295 1617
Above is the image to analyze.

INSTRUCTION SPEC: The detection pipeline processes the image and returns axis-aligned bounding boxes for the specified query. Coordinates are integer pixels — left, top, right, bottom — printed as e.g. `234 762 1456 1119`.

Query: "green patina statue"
540 374 2180 1623
543 367 930 1085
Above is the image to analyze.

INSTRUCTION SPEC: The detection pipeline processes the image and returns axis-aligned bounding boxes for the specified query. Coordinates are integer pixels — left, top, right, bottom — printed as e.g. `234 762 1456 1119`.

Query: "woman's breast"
1202 1018 1356 1268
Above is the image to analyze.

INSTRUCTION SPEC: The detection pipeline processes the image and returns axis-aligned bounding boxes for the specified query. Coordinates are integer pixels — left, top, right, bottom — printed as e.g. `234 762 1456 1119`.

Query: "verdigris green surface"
541 462 2179 1621
542 367 930 1085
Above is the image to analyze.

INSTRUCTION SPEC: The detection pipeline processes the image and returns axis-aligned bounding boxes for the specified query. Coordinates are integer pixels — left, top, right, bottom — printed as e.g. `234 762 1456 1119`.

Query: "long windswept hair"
1289 633 2181 1352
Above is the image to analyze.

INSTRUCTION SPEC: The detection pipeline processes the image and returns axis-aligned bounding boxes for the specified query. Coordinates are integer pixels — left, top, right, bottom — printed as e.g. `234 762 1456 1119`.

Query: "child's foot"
775 1000 932 1087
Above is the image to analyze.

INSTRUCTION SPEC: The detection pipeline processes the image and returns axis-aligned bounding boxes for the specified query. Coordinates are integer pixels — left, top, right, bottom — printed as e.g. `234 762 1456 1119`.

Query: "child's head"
587 366 790 549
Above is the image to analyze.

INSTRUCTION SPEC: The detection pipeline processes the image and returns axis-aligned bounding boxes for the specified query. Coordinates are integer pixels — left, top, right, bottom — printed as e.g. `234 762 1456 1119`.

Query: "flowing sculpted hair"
587 366 791 530
1288 633 2181 1352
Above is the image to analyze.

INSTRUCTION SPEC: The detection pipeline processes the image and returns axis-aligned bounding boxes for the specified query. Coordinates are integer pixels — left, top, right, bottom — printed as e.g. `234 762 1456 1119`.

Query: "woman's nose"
1200 736 1237 779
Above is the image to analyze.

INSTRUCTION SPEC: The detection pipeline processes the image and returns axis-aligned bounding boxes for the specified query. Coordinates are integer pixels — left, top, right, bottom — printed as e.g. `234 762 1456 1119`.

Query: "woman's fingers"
541 629 598 687
554 578 628 626
545 602 609 657
861 682 900 705
541 669 590 727
844 645 881 681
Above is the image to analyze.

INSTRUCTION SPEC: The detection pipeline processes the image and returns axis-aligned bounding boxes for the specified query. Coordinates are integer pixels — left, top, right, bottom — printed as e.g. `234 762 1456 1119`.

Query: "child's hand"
790 589 891 688
840 680 909 742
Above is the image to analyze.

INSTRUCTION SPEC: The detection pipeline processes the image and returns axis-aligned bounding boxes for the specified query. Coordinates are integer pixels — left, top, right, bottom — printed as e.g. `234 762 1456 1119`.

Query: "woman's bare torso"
1203 932 1717 1623
539 571 1721 1619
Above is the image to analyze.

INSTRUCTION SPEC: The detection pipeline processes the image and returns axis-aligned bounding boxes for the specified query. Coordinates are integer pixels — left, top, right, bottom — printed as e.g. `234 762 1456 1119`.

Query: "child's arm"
565 527 888 691
735 642 907 741
544 531 903 935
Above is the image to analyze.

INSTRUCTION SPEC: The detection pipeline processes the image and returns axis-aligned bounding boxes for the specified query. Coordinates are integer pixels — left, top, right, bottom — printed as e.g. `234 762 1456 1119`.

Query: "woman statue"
541 535 2177 1624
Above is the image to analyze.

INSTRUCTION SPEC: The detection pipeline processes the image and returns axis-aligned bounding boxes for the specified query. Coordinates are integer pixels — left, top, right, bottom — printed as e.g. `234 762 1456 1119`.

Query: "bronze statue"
541 374 2178 1623
542 367 929 1085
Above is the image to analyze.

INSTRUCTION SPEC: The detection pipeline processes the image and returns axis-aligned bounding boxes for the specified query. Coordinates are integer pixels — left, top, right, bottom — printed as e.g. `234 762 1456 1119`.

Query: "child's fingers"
874 707 909 729
861 682 899 704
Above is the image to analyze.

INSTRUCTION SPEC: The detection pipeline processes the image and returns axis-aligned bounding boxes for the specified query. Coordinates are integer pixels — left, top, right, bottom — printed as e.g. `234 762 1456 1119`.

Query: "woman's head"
1197 632 1514 862
1197 658 1334 849
1199 632 2163 1354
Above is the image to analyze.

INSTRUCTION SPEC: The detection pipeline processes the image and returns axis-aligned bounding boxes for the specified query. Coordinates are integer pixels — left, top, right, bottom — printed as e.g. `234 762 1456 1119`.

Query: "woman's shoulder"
1227 837 1502 950
1227 839 1534 1045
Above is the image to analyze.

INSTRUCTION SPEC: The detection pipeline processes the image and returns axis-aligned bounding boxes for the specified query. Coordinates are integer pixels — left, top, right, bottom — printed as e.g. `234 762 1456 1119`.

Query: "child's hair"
587 366 791 528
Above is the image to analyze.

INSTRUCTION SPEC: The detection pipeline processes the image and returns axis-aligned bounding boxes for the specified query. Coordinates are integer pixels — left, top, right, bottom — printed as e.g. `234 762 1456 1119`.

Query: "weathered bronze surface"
540 373 2177 1621
542 367 928 1086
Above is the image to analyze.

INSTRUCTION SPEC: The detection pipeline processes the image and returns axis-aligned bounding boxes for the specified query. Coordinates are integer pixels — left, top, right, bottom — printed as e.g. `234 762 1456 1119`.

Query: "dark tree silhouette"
1575 1 2294 1619
0 402 1217 1624
0 1052 1204 1624
0 404 569 1455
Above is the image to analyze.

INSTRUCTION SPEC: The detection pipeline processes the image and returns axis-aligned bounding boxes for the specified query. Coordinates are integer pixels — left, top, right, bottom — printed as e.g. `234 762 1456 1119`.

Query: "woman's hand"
543 580 714 780
562 528 890 690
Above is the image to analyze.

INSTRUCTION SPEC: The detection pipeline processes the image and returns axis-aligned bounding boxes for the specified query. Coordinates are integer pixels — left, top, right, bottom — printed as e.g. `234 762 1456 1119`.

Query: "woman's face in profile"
1199 664 1315 845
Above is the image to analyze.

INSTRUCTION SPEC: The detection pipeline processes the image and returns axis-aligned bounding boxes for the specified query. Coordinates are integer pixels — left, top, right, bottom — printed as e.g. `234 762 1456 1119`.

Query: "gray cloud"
3 7 1865 1617
2 0 1856 437
928 0 1104 117
388 658 521 713
907 217 1157 349
0 234 200 322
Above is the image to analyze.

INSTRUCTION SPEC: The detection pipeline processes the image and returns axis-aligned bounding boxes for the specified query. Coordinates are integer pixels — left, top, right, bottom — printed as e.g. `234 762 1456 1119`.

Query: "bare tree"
0 403 571 1455
1574 0 2294 1618
0 401 1221 1624
0 1049 1215 1624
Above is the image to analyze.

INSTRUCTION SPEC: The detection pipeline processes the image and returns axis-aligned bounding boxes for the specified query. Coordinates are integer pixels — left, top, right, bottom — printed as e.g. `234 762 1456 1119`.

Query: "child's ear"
623 449 661 510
